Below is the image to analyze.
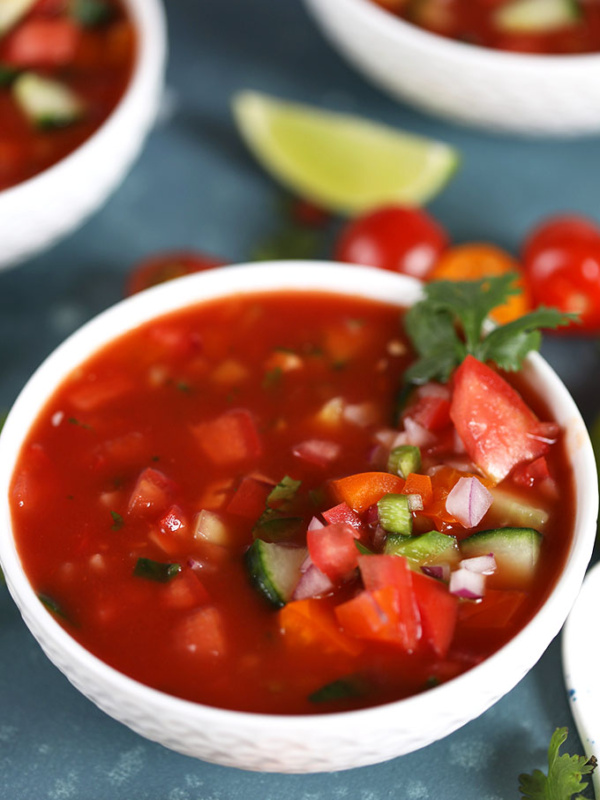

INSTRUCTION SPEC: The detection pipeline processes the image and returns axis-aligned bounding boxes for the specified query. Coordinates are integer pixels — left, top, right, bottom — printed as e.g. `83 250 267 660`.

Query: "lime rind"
233 91 459 215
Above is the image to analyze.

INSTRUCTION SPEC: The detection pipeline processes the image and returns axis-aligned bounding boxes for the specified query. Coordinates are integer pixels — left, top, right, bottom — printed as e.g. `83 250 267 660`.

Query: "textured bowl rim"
315 0 600 70
0 0 167 204
0 262 596 747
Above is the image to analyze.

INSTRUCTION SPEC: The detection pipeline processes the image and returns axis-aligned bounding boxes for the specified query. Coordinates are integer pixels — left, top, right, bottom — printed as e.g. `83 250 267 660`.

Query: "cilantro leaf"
519 727 597 800
404 274 574 384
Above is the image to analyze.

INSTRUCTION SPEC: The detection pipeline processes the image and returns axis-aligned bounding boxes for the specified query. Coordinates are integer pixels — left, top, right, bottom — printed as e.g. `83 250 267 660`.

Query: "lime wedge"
494 0 580 33
232 91 459 215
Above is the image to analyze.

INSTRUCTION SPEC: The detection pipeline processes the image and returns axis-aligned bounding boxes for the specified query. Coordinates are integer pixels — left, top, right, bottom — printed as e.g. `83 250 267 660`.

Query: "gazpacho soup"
0 0 136 192
376 0 600 55
9 288 574 714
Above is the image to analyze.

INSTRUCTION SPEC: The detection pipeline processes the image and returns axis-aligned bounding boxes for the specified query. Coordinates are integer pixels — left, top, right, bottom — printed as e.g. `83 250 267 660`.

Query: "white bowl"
0 0 167 270
303 0 600 135
0 263 596 773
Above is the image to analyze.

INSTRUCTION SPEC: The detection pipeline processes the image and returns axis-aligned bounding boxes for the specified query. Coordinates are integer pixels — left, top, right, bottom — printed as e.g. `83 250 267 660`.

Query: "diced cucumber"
245 540 307 608
0 0 36 36
13 73 85 130
488 487 549 532
387 445 421 479
377 493 412 535
494 0 580 33
460 527 542 588
384 530 459 566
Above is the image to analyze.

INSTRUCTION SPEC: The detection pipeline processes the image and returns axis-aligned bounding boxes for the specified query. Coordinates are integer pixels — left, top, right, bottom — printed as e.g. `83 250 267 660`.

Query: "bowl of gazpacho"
303 0 600 135
0 262 596 773
0 0 166 269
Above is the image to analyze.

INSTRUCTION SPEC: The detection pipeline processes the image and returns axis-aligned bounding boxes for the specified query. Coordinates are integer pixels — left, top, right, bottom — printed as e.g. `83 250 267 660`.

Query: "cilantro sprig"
519 727 597 800
404 274 574 385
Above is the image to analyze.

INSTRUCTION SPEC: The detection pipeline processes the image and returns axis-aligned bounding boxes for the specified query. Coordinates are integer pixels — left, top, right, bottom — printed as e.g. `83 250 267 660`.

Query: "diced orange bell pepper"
403 473 433 507
279 598 363 657
329 472 405 514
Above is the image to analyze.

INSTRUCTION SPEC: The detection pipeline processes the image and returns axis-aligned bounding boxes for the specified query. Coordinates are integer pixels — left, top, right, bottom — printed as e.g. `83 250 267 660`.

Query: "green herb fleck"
309 675 369 704
404 275 574 386
38 592 70 622
263 366 283 390
110 510 124 531
71 0 114 26
133 558 181 583
519 727 597 800
68 417 92 430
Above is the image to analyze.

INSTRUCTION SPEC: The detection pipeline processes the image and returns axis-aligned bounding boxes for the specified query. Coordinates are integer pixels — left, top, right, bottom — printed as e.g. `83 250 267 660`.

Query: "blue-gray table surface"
1 1 599 797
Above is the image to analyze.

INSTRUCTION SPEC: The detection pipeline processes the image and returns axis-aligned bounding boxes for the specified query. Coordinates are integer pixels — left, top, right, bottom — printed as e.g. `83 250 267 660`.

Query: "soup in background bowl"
0 263 596 773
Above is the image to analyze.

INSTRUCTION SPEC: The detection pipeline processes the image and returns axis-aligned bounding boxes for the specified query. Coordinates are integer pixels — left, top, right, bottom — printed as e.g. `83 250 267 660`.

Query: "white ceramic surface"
0 262 597 773
563 560 600 799
303 0 600 136
0 0 167 270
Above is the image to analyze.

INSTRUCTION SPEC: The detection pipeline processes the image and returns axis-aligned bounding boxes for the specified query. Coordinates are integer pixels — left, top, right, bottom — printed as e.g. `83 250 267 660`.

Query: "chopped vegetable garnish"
404 274 573 385
110 510 124 531
133 558 181 583
518 727 597 800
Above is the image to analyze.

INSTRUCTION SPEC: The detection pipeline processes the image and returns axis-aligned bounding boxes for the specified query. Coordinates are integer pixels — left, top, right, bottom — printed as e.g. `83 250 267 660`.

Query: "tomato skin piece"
330 472 405 514
523 214 600 333
307 523 360 581
450 355 557 484
411 572 457 658
126 251 227 296
334 206 448 279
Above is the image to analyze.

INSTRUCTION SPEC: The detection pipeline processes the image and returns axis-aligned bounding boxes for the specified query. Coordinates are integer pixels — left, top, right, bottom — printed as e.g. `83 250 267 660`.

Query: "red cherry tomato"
334 206 449 279
126 251 227 296
522 214 600 333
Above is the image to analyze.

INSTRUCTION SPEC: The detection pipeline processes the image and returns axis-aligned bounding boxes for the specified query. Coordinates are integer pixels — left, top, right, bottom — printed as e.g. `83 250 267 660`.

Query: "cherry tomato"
126 251 226 296
429 243 530 324
334 206 448 279
522 214 600 333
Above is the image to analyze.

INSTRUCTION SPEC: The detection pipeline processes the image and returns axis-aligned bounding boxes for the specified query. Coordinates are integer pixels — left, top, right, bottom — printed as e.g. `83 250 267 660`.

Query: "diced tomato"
192 409 262 466
146 323 202 359
405 393 451 432
68 373 133 412
322 502 363 530
1 18 80 68
159 504 188 535
450 355 558 483
412 572 458 658
89 431 147 472
357 554 420 651
512 456 551 488
307 523 360 581
279 598 363 657
176 606 227 657
128 468 175 517
330 471 405 513
32 0 68 14
164 569 210 610
458 589 527 629
403 473 433 507
226 475 271 519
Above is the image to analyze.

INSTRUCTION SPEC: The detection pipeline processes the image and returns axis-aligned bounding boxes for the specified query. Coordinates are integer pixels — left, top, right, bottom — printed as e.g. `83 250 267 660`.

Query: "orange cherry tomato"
428 242 530 324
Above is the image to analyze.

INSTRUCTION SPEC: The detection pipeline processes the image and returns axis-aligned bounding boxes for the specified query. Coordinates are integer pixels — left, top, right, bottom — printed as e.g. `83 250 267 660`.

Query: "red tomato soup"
9 291 574 714
377 0 600 55
0 0 136 192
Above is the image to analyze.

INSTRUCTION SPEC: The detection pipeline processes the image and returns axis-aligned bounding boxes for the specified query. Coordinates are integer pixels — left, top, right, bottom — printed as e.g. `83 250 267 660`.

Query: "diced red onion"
453 429 467 454
407 493 424 512
343 402 378 427
292 439 341 467
372 524 387 549
445 476 493 528
449 567 485 599
459 554 496 575
308 516 325 531
403 417 435 447
421 563 450 582
364 504 379 529
417 382 450 401
292 564 335 600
